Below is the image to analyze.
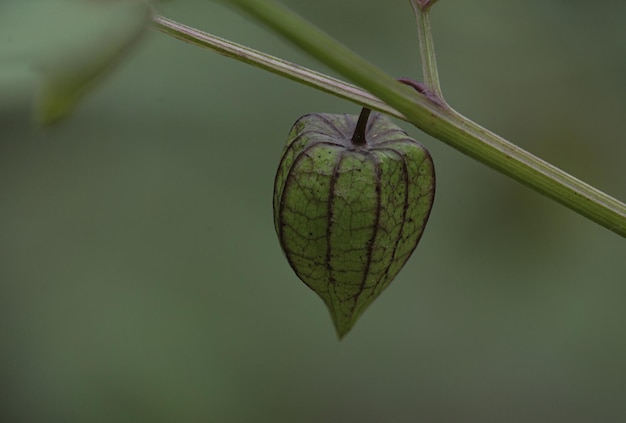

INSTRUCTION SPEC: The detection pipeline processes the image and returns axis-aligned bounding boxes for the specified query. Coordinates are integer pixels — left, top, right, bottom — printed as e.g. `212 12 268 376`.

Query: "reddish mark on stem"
415 0 439 10
397 77 445 108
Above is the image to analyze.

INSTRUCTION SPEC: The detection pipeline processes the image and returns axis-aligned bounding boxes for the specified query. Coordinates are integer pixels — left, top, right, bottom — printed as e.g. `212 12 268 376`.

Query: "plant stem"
154 3 626 237
410 0 445 101
351 107 371 146
153 15 401 119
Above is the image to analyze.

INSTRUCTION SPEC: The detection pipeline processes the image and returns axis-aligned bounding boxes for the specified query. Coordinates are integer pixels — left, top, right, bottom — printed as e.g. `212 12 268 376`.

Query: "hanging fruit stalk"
273 96 435 338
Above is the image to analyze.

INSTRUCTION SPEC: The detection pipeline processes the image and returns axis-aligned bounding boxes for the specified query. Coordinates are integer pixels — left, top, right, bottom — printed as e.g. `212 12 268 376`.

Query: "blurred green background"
2 0 625 422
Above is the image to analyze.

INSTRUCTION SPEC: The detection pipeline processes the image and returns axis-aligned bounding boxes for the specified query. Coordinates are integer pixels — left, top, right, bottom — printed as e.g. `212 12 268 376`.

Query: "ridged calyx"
273 111 435 338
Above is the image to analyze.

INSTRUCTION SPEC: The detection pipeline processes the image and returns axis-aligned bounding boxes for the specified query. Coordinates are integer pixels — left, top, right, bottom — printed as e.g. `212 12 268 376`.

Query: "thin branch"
153 15 401 119
410 0 445 101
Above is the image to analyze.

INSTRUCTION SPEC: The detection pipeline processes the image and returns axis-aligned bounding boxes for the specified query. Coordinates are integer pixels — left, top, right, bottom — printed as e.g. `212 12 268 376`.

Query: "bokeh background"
2 0 625 422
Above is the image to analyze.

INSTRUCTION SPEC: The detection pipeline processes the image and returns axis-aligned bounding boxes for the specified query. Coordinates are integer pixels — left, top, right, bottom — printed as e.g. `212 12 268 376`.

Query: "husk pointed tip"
330 313 357 340
334 325 352 341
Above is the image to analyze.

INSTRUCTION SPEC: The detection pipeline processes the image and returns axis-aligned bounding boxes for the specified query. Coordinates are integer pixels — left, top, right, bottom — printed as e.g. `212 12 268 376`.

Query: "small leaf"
273 112 435 338
0 0 152 125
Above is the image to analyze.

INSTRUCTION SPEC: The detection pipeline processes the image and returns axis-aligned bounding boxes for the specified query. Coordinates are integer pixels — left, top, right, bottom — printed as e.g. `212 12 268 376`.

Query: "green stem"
153 15 401 119
155 2 626 237
410 0 445 101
